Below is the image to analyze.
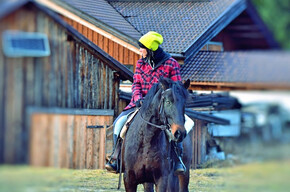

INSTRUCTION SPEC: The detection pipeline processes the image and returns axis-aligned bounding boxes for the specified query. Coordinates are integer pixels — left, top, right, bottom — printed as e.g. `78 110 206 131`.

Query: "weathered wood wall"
0 5 120 164
63 17 140 68
30 113 113 169
192 120 207 169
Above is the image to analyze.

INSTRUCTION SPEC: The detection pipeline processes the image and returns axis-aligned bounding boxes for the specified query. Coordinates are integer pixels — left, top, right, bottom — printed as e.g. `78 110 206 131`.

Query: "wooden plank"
99 62 104 108
104 65 108 109
73 43 78 108
86 116 94 169
129 49 134 66
119 45 124 64
14 56 24 163
26 107 114 116
78 46 83 108
62 30 68 108
114 42 119 60
79 115 87 169
67 42 73 108
56 25 62 107
108 39 113 57
99 117 107 169
92 117 100 169
200 124 207 164
30 114 50 166
59 115 68 168
92 57 99 108
4 57 15 163
49 20 57 107
52 115 60 167
92 30 98 45
82 24 88 38
72 20 78 30
77 22 82 33
104 37 109 53
40 13 51 106
87 28 93 42
83 50 88 108
87 53 92 109
66 115 74 168
124 48 129 65
73 115 81 168
99 33 104 50
108 68 113 109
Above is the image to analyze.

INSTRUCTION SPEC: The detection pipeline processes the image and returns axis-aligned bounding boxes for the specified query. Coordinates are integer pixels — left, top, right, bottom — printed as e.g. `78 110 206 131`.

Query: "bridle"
139 88 172 131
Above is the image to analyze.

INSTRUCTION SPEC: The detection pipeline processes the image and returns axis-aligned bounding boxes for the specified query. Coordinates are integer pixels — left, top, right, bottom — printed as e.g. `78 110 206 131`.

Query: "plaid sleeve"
169 59 182 82
131 60 143 102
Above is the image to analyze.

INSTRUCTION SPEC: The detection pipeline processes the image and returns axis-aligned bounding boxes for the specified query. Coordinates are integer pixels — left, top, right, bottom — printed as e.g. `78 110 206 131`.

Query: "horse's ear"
183 79 190 89
159 77 170 90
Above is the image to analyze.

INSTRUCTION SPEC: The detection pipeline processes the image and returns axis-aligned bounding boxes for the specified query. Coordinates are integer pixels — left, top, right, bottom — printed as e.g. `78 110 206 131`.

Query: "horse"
121 77 193 192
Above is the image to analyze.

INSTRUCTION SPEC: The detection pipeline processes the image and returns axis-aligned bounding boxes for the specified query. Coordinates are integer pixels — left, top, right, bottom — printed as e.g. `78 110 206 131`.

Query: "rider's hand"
135 99 144 107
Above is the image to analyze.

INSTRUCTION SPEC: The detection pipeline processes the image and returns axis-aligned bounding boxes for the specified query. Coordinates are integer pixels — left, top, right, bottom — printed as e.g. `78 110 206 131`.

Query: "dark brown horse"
121 78 193 192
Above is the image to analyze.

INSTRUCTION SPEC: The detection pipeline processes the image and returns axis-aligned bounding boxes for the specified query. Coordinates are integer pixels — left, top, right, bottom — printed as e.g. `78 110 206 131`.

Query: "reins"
139 113 169 130
139 88 172 131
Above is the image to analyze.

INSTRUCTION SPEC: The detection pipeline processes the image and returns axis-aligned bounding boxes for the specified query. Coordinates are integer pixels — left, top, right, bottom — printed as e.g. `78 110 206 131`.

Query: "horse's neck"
138 113 164 144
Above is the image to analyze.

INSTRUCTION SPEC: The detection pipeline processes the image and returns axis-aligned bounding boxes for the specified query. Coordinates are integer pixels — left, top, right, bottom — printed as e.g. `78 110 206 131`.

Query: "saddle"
109 108 140 172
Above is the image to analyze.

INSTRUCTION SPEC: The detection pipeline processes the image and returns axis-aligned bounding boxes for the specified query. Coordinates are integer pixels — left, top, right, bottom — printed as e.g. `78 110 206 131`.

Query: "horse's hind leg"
143 183 154 192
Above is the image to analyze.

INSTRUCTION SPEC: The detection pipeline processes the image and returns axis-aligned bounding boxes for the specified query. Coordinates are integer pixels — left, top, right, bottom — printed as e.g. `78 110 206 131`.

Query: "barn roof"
49 0 142 46
0 0 134 81
44 0 246 58
106 0 246 57
180 51 290 90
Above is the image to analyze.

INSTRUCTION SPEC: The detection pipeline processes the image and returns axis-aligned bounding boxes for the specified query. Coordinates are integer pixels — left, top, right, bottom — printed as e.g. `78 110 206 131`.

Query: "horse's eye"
165 100 171 105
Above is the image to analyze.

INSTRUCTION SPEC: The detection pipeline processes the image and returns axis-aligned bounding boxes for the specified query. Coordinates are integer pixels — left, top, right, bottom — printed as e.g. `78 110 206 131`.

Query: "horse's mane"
141 82 162 115
141 78 188 116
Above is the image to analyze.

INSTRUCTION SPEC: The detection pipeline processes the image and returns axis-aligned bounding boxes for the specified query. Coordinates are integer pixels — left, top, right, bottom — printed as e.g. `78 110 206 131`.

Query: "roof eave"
37 0 140 48
184 0 247 63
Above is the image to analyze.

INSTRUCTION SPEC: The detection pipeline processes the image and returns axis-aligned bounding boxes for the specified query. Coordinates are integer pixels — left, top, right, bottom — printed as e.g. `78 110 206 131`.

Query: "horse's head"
158 78 190 142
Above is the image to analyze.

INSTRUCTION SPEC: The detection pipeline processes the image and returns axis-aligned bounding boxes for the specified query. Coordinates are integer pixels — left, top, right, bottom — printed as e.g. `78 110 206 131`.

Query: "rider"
105 31 194 175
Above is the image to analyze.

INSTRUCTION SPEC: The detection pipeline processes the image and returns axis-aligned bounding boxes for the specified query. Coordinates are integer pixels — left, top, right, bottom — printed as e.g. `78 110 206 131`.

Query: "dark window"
2 30 50 57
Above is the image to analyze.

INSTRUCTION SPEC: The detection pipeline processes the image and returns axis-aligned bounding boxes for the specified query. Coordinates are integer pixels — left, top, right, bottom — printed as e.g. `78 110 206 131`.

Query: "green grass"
0 159 290 192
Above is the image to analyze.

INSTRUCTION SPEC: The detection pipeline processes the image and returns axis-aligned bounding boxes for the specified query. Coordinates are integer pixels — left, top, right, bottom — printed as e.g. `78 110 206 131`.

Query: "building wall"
0 5 120 164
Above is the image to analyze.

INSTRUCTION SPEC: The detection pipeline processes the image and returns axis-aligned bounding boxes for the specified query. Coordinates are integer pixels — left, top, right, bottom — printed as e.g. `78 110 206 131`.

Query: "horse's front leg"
178 171 190 192
155 176 169 192
143 182 154 192
124 172 138 192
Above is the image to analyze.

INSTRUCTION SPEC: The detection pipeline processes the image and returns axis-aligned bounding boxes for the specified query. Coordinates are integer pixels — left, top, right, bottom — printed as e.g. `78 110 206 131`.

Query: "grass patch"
1 159 290 192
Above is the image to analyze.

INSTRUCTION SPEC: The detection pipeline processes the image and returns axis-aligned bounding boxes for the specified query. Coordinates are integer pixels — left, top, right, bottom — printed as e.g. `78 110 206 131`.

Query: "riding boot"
174 142 186 175
105 134 119 173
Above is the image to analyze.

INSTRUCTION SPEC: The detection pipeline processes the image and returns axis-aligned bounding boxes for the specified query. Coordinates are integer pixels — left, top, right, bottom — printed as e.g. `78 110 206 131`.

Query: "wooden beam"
189 82 290 91
26 107 114 116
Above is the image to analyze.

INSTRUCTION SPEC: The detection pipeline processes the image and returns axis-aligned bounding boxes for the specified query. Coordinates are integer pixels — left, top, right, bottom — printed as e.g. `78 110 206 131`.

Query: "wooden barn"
0 0 133 169
2 0 289 169
36 0 290 168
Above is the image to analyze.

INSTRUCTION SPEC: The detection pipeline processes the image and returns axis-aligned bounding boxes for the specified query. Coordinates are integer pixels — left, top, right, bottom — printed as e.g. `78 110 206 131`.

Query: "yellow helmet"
138 31 163 51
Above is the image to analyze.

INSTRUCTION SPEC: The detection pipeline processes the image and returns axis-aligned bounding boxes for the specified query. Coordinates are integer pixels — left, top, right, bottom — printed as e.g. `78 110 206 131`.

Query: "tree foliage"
252 0 290 49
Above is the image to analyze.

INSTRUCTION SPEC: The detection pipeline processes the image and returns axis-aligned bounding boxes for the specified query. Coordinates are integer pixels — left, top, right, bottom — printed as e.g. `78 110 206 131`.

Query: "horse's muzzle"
171 124 186 142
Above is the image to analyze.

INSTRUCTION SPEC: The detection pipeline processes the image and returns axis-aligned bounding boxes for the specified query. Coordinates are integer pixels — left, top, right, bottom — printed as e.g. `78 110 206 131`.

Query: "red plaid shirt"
124 57 182 110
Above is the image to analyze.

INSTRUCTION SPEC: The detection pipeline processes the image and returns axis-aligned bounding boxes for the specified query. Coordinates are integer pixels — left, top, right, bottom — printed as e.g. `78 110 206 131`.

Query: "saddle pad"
120 108 139 139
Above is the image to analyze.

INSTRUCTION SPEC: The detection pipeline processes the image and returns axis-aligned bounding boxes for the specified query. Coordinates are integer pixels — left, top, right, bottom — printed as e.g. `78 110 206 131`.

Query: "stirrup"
174 156 186 175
